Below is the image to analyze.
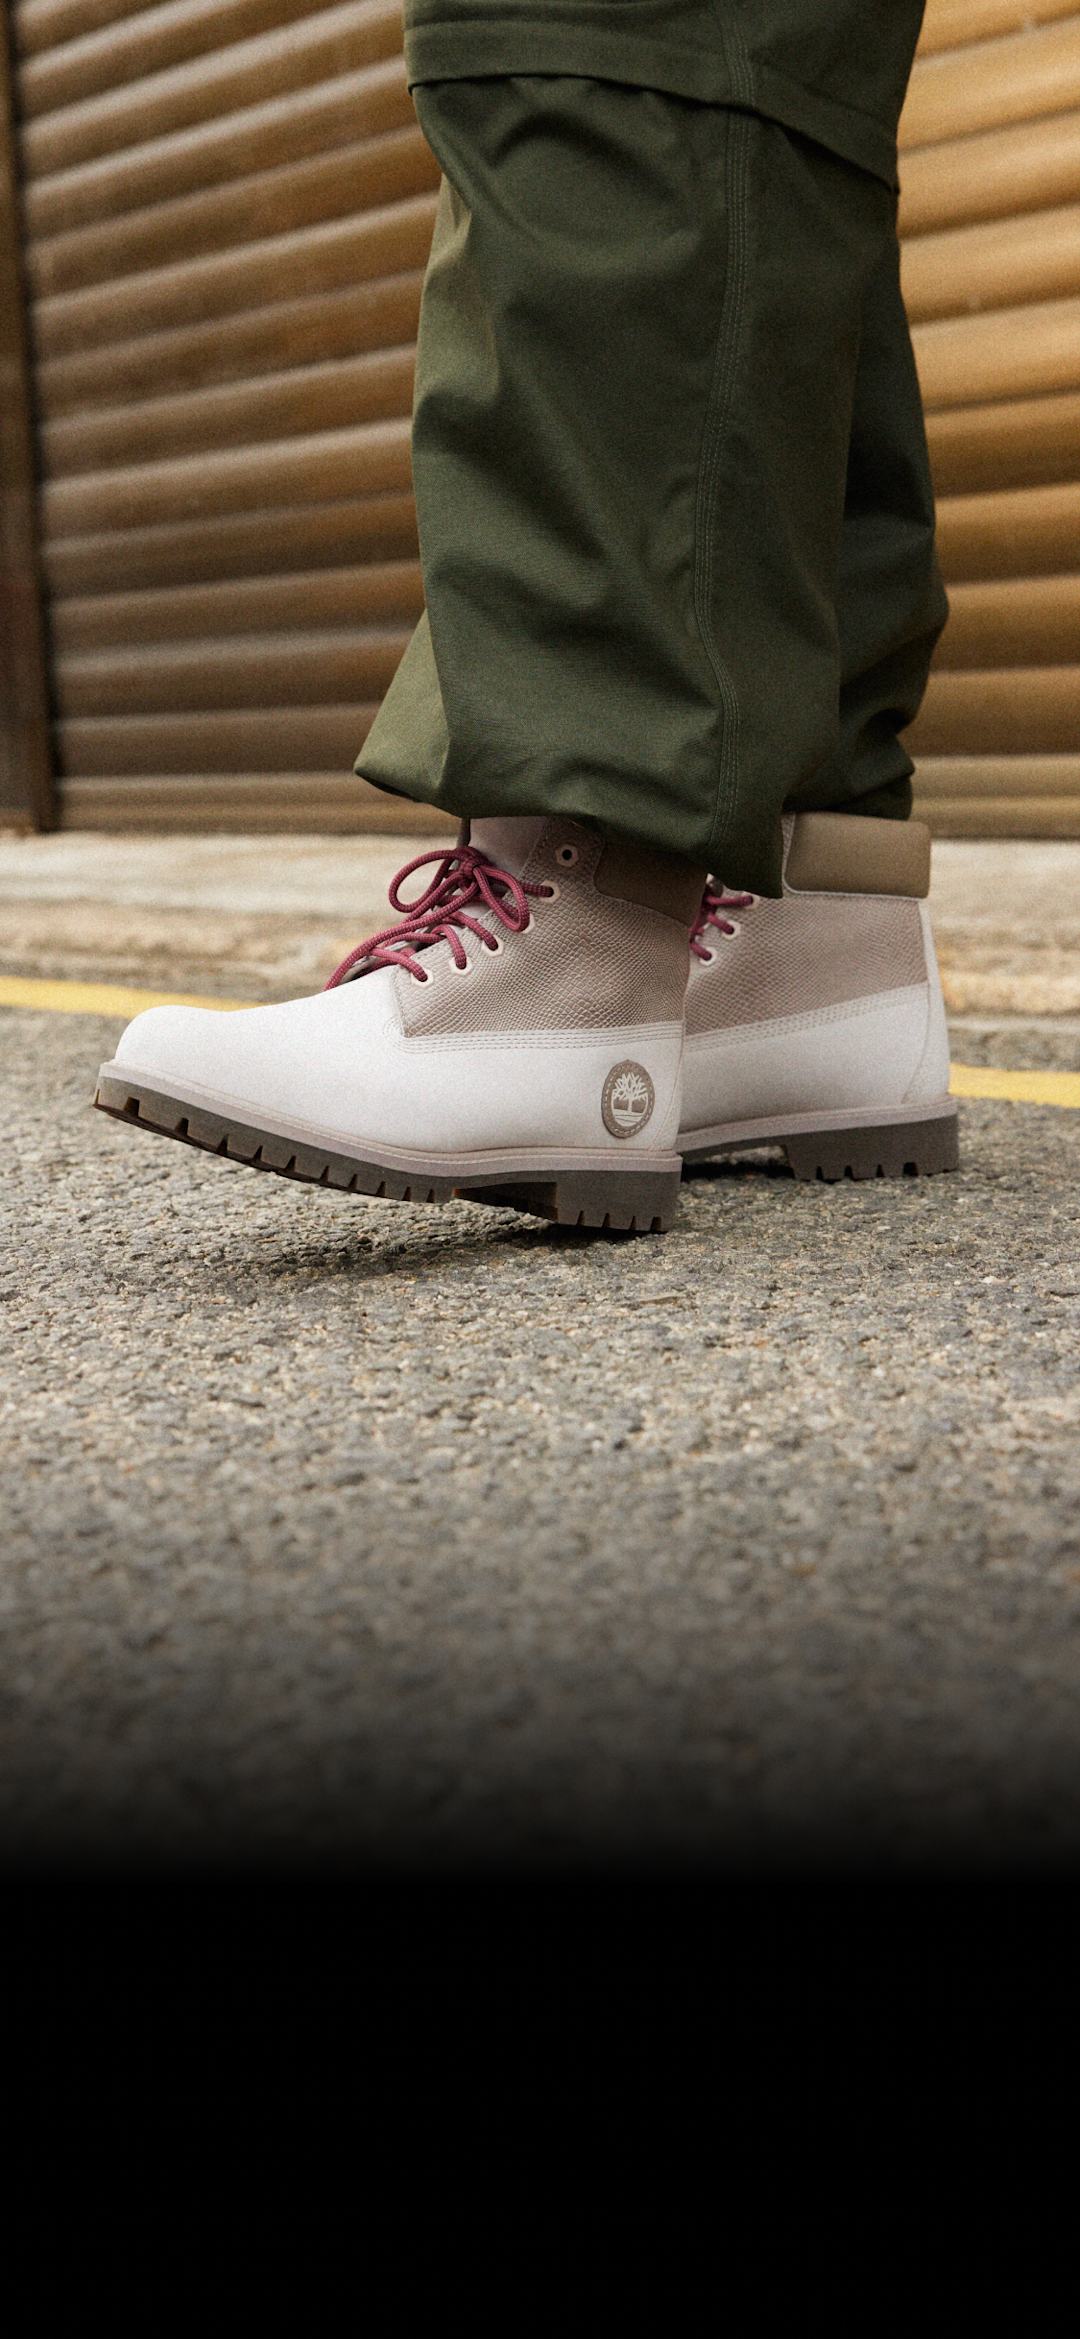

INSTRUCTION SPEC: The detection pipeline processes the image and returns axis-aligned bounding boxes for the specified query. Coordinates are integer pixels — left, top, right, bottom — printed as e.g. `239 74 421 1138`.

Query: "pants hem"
404 21 900 185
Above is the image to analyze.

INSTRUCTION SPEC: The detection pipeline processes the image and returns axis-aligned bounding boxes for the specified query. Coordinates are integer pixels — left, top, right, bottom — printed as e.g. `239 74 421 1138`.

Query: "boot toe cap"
113 1003 231 1089
107 987 400 1135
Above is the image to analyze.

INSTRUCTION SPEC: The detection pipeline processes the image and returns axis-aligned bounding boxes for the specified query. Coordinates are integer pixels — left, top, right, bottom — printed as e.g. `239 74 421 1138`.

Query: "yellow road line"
0 975 250 1017
949 1062 1080 1110
2 975 1078 1108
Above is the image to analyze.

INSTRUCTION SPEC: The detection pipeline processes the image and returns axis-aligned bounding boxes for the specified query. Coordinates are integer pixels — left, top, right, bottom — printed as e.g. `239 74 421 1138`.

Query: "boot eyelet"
556 844 579 868
699 948 715 965
537 882 559 903
723 921 741 939
483 935 503 956
450 955 472 976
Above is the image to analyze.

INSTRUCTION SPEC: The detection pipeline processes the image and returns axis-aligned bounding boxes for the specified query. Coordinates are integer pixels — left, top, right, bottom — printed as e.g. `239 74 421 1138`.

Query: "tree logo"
601 1061 655 1139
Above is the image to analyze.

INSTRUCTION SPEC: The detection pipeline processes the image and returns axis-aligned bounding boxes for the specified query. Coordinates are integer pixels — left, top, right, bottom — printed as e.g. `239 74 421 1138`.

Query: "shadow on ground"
2 1011 1079 1873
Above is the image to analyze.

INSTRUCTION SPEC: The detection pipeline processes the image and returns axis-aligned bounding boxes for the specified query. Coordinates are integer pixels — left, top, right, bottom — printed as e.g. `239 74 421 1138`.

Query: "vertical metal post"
0 10 55 828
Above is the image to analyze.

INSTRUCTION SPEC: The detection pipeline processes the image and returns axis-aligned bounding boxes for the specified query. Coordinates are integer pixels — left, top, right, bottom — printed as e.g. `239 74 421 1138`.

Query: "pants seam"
708 4 753 107
694 107 751 850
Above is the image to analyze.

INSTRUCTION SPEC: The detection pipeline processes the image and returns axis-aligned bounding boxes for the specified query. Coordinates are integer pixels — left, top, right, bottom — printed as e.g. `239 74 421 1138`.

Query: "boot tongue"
468 816 548 879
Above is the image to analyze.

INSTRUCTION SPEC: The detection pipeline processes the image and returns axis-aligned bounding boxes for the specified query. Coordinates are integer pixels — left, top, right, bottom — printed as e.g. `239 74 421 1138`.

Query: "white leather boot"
680 812 959 1179
95 817 704 1232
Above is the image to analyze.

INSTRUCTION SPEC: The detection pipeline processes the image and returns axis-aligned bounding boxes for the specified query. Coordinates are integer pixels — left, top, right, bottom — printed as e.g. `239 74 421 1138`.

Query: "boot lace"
690 883 756 962
326 844 555 988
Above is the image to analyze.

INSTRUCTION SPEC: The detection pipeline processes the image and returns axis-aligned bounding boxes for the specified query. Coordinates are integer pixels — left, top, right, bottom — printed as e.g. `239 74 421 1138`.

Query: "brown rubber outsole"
92 1072 681 1233
682 1106 960 1181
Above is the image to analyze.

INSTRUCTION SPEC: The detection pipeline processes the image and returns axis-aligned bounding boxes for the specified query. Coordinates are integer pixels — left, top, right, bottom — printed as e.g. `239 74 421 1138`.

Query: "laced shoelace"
326 844 555 989
690 883 756 962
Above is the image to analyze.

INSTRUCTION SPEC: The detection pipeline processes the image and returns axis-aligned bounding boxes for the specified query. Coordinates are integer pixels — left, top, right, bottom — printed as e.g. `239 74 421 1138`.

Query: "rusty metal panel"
9 0 441 833
906 0 1080 835
5 0 1079 835
0 12 54 828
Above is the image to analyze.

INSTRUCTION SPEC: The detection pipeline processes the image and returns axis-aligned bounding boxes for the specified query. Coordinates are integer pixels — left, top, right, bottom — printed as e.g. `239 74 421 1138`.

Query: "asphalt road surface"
3 1007 1079 1873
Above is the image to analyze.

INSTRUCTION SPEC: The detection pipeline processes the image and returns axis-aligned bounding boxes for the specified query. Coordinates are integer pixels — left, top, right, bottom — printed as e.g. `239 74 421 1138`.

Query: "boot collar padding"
784 813 931 899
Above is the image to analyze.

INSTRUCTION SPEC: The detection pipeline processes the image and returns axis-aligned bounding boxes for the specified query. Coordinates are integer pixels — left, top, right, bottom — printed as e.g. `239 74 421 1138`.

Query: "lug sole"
92 1072 680 1233
682 1104 960 1182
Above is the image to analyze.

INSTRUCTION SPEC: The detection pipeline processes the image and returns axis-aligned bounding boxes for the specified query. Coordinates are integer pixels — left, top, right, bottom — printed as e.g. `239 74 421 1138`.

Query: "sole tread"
685 1109 960 1184
93 1074 678 1233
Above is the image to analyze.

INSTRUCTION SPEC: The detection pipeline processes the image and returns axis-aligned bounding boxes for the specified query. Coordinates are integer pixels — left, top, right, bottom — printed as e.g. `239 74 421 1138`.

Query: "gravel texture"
2 1008 1079 1873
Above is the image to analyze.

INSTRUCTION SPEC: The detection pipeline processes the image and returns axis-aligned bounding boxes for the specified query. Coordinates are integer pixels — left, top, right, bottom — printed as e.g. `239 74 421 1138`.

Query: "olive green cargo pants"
357 3 946 896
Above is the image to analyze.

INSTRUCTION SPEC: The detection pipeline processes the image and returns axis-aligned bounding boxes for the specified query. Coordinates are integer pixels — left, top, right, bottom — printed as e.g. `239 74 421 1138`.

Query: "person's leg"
680 217 958 1179
789 227 949 823
358 72 899 898
97 14 956 1223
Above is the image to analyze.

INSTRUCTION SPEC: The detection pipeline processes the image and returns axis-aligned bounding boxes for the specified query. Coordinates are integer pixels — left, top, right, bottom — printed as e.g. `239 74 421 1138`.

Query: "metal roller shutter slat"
25 58 413 237
39 271 424 415
56 629 412 716
934 574 1080 664
15 4 173 61
916 754 1080 796
35 191 437 356
903 201 1080 321
51 559 425 649
912 667 1080 756
45 346 416 476
911 791 1080 835
919 0 1079 53
44 418 413 536
22 1 405 177
901 20 1080 150
20 0 315 119
32 116 434 298
59 771 452 831
43 491 419 597
899 108 1080 237
915 296 1080 410
60 705 381 773
935 480 1080 580
926 387 1080 495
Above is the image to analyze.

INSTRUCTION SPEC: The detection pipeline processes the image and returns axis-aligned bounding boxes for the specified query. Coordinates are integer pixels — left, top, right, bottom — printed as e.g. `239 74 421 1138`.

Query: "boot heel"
553 1165 682 1231
783 1109 960 1183
458 1163 681 1231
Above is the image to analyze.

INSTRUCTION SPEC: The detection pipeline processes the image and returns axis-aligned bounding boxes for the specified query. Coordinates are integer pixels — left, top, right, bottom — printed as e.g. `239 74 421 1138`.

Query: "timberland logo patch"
602 1061 655 1140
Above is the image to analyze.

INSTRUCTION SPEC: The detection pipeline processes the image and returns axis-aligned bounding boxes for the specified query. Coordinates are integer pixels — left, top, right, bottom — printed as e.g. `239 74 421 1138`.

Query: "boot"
680 813 959 1180
94 818 703 1233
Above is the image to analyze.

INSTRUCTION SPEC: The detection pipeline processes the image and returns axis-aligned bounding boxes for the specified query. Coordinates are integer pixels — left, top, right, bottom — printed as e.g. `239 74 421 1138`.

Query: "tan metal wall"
1 10 54 826
904 0 1080 835
11 0 438 830
7 0 1080 834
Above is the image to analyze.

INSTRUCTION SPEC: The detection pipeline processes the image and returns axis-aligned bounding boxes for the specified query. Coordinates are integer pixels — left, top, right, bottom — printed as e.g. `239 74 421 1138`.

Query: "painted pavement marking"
2 977 1079 1109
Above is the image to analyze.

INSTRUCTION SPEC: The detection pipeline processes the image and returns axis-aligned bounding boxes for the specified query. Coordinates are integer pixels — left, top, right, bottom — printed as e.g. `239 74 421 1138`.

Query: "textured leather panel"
685 890 927 1034
401 819 692 1036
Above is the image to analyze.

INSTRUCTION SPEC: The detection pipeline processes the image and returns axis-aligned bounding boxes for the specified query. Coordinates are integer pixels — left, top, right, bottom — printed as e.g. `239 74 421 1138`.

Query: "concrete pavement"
1 831 1078 1871
2 830 1079 1012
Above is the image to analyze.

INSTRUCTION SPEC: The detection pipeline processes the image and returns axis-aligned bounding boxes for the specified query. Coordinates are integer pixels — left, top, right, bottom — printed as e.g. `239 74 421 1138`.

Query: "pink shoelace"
690 883 756 962
326 843 555 988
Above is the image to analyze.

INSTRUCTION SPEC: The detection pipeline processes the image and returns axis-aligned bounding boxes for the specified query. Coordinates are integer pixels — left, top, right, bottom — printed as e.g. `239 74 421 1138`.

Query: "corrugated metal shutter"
10 0 1078 837
903 0 1080 836
11 0 442 830
0 17 54 825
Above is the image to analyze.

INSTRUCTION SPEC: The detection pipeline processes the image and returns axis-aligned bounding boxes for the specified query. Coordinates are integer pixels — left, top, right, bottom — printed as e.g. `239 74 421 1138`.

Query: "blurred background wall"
1 0 1078 836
